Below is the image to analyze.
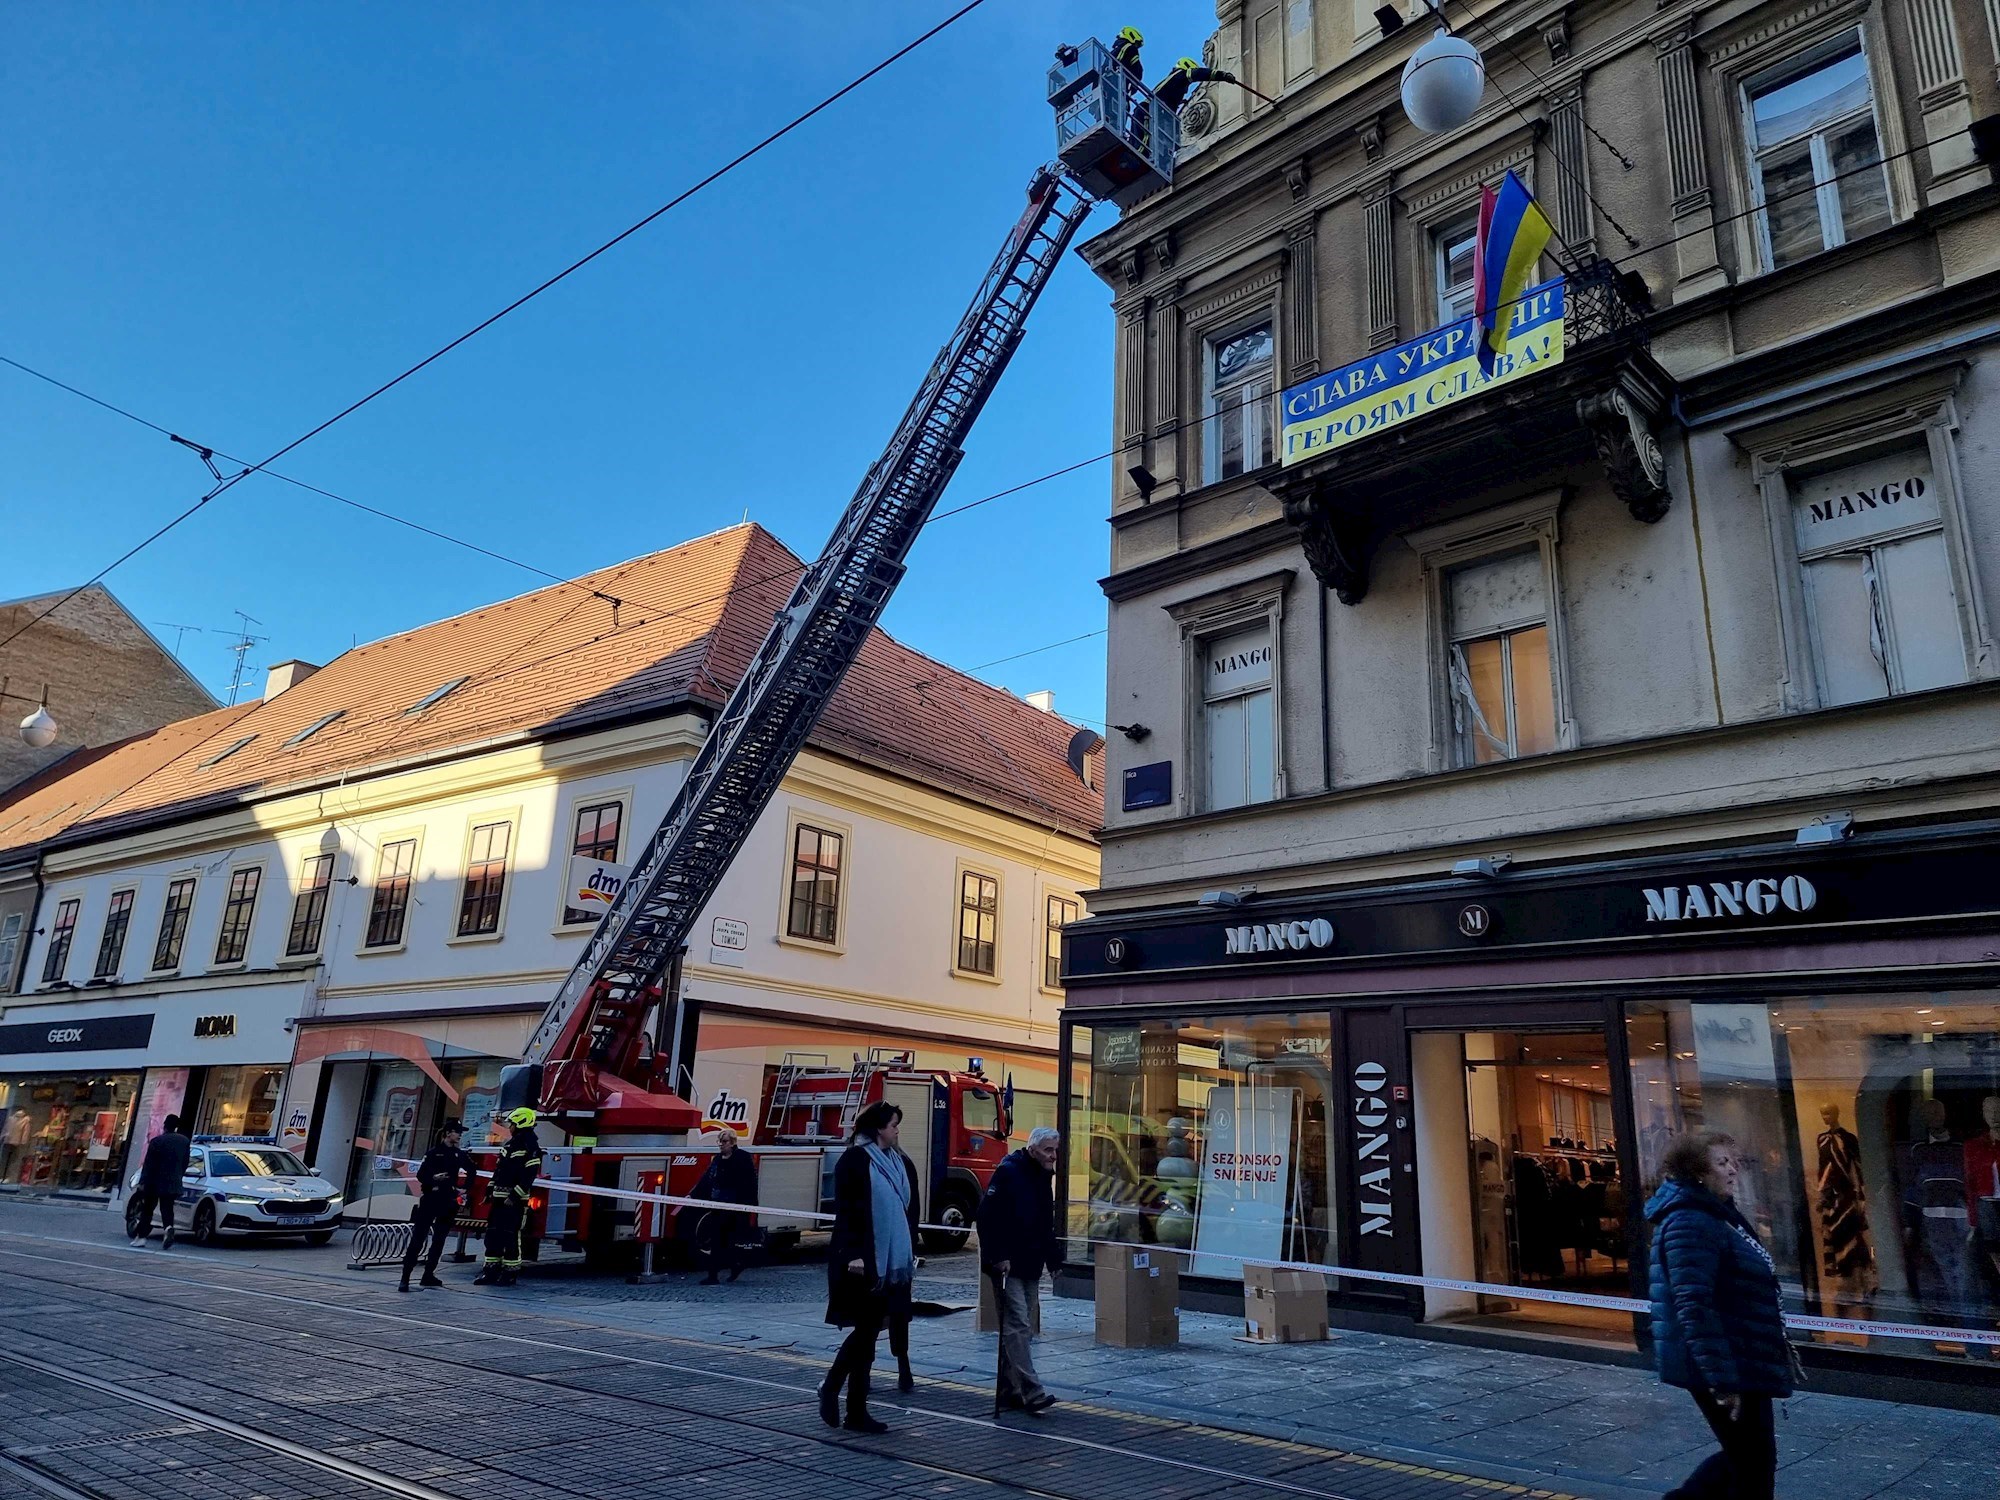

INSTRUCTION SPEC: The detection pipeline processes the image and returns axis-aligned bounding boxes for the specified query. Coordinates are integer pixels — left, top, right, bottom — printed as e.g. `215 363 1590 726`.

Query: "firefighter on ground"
474 1107 543 1287
400 1118 474 1293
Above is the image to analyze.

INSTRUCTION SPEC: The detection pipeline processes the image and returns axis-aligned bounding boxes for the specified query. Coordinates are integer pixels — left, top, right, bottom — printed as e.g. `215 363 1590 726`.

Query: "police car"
127 1136 344 1246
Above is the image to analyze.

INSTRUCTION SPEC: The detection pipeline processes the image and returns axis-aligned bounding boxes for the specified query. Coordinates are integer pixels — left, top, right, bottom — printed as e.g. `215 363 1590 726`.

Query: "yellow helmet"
506 1107 538 1129
1175 56 1200 73
1117 26 1143 44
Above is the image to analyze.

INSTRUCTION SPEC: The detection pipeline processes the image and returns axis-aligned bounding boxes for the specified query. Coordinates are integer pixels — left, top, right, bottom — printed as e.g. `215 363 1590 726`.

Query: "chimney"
264 660 319 700
1026 690 1056 714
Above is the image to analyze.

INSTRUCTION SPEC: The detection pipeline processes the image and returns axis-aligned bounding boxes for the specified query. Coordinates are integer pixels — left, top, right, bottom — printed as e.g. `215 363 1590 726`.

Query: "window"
457 821 512 937
92 890 135 979
1446 551 1557 765
199 735 256 768
406 677 469 715
365 839 416 949
1745 36 1891 270
1435 218 1479 325
1045 894 1080 990
1203 622 1277 809
563 800 624 925
1791 445 1968 705
283 711 344 747
41 899 80 983
153 878 195 971
285 853 335 957
1202 322 1275 484
957 870 999 977
0 911 23 991
213 867 261 965
785 823 844 944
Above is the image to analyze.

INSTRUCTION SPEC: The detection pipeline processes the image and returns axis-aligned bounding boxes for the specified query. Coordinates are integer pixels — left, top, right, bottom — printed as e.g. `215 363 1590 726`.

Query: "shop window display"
1628 993 2000 1360
193 1065 285 1139
1069 1014 1336 1279
346 1055 504 1218
0 1073 138 1194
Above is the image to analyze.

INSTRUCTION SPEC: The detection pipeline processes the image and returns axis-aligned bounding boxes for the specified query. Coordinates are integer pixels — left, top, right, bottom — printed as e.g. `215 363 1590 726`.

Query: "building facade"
0 525 1098 1222
0 583 218 792
1060 0 2000 1389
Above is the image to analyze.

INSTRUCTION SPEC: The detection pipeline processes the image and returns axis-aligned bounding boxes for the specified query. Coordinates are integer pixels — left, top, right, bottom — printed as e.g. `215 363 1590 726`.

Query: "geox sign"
1223 918 1335 956
1642 874 1818 923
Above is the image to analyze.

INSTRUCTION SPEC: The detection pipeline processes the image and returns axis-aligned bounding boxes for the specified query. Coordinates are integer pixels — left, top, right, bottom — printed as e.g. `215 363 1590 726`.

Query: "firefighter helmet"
1117 25 1143 44
506 1107 538 1128
1174 56 1199 74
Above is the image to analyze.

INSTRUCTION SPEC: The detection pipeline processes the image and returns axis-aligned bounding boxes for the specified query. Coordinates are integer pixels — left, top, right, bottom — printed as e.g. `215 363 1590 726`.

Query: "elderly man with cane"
978 1126 1062 1416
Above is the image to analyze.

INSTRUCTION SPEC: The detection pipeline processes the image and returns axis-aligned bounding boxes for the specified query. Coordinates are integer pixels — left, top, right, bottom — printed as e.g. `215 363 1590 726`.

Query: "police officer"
474 1107 543 1287
400 1118 474 1293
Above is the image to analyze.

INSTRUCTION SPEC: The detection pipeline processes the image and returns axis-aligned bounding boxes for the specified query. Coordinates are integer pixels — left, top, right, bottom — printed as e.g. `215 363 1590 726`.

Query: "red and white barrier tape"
382 1158 2000 1346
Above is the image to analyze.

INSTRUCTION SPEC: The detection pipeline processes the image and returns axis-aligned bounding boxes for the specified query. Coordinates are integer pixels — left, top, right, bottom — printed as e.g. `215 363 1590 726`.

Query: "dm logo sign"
565 854 631 918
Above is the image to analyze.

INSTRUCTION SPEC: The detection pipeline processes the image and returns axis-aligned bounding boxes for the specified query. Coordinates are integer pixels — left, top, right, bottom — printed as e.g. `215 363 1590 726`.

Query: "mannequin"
1898 1098 1968 1325
1967 1097 2000 1296
1817 1102 1878 1319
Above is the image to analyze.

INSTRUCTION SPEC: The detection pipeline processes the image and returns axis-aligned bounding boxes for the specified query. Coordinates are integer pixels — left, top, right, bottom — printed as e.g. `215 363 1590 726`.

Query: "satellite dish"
1066 726 1106 788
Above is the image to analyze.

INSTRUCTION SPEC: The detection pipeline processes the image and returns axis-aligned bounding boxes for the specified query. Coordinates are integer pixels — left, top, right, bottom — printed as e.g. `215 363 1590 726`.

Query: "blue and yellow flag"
1473 170 1555 374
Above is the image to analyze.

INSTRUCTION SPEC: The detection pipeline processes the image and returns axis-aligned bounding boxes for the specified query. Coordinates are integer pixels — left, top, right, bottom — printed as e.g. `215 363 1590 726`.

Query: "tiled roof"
0 525 1104 856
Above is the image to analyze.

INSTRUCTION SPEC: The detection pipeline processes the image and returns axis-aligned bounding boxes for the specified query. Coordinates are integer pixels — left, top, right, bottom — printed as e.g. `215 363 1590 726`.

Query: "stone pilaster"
1906 0 1991 200
1364 177 1398 352
1284 214 1320 383
1654 24 1729 301
1116 293 1149 500
1547 82 1596 258
1150 282 1185 494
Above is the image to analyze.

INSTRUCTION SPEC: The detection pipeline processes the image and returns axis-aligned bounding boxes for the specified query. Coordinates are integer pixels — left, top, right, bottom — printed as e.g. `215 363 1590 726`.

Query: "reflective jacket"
491 1127 543 1204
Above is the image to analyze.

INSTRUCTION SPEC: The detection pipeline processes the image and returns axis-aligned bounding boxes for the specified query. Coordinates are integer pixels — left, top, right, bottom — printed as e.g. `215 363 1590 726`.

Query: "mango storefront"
0 985 298 1199
1058 818 2000 1391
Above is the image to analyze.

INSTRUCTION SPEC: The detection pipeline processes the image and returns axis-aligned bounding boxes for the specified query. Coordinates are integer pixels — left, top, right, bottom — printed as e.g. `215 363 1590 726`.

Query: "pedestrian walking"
474 1107 543 1287
1647 1131 1797 1500
886 1132 924 1393
691 1127 758 1285
977 1126 1061 1416
400 1118 474 1293
819 1100 918 1435
128 1114 190 1249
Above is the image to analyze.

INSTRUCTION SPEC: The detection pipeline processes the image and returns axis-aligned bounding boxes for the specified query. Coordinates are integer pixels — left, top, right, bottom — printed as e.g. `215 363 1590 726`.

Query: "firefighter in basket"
474 1107 543 1287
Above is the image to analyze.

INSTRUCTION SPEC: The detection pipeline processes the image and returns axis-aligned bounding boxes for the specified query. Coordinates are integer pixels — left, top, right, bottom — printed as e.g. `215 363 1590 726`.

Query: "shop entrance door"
1411 1026 1634 1345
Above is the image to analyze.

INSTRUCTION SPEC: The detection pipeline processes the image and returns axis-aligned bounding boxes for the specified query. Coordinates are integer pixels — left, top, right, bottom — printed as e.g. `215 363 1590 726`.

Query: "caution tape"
386 1159 2000 1347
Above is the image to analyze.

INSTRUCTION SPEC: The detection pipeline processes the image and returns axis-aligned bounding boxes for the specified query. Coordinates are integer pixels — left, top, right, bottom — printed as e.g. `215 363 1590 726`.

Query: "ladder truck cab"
467 40 1173 1272
759 1049 1010 1250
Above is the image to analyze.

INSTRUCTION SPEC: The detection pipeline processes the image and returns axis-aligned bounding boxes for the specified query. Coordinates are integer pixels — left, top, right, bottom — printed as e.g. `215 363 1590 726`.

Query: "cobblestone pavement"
0 1195 1994 1500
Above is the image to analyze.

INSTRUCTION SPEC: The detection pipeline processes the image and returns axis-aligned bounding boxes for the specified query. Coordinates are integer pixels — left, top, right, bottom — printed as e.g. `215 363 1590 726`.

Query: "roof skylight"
199 735 257 768
405 676 470 715
283 712 344 747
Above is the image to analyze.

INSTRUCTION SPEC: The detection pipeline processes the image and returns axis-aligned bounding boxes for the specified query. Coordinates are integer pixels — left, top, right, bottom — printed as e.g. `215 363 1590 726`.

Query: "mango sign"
1281 278 1566 466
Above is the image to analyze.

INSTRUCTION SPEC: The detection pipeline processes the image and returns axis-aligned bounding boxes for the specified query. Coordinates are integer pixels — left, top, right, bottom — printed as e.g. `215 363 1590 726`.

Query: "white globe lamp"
19 706 58 749
1401 29 1485 133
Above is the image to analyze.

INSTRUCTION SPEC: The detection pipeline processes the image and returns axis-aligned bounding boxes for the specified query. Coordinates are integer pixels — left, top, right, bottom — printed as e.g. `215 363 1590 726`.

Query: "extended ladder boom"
518 167 1094 1111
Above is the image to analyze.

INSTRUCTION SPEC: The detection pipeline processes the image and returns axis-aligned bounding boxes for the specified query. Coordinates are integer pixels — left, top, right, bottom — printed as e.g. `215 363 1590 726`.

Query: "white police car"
127 1137 344 1246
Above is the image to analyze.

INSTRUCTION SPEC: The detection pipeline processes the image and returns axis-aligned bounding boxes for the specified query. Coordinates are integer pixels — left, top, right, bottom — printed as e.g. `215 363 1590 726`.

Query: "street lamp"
1400 28 1486 133
0 678 58 748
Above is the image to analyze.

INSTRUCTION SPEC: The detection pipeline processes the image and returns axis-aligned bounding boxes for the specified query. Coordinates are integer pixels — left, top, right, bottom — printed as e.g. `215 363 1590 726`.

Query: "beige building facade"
1058 0 2000 1392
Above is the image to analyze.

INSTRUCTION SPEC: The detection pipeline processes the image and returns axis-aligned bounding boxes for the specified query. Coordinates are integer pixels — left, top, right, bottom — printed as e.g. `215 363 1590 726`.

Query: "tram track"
0 1228 1556 1500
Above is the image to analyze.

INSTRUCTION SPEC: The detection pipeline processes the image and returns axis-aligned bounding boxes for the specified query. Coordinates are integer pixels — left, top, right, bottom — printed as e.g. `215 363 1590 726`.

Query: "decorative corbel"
1282 483 1376 605
1357 116 1385 162
1577 386 1670 523
1149 228 1178 270
1119 245 1146 286
1281 156 1309 201
1542 12 1571 64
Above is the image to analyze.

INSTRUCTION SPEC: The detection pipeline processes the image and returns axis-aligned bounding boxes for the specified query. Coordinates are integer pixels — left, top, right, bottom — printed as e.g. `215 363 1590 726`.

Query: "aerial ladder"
499 39 1183 1156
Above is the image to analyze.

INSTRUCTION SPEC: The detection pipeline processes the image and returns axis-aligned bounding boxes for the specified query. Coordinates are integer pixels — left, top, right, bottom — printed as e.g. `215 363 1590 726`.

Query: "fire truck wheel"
922 1188 975 1253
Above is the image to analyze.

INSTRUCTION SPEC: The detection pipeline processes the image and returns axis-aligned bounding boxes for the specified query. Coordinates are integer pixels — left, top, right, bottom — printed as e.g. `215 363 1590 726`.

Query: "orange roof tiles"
0 525 1104 856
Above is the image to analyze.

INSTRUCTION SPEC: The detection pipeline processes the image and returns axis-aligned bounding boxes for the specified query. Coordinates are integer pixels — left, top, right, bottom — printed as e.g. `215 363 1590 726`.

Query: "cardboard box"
1094 1243 1180 1347
977 1272 1043 1334
1241 1264 1329 1343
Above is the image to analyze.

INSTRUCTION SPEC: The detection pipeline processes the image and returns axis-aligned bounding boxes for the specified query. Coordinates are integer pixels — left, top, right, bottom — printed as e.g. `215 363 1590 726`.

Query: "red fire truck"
757 1049 1011 1250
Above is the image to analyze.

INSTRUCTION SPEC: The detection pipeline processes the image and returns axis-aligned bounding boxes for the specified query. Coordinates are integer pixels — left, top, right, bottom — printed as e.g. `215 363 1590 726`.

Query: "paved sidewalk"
5 1194 1994 1499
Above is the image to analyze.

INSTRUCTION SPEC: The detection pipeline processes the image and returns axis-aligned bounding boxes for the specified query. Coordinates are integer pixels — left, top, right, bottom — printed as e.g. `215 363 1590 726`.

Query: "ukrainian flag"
1473 170 1555 375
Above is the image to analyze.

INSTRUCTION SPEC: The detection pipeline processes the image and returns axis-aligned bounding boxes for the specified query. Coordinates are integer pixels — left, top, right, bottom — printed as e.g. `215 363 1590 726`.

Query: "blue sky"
2 1 1211 727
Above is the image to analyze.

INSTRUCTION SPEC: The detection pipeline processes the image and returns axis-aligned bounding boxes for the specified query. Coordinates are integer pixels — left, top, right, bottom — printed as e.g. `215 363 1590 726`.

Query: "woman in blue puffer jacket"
1646 1131 1795 1500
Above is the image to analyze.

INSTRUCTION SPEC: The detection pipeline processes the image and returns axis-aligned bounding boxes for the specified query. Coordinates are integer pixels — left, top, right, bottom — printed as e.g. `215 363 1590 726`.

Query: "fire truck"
466 41 1181 1269
757 1049 1010 1250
